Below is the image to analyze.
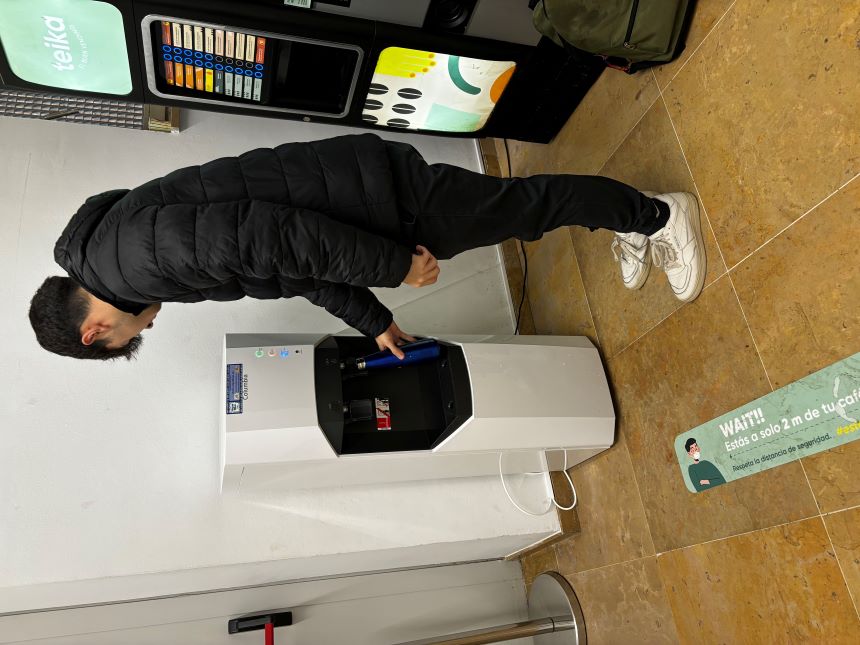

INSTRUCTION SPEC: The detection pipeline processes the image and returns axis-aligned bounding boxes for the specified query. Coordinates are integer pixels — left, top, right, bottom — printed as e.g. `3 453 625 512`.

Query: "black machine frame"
0 0 604 143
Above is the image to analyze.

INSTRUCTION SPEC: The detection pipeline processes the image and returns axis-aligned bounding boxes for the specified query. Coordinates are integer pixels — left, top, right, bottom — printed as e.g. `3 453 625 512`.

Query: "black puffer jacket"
54 134 413 337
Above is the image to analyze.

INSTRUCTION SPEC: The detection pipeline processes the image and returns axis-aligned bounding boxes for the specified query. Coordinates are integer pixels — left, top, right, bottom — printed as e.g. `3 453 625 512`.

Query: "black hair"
28 276 141 361
684 437 698 452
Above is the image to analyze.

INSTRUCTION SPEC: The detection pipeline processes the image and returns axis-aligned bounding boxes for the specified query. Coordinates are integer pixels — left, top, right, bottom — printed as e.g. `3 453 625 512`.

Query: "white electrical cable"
498 451 578 516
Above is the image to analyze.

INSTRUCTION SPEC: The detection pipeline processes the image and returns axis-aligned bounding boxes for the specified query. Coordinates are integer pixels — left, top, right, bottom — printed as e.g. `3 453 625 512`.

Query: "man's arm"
706 463 726 486
302 282 393 339
689 465 705 492
303 283 417 357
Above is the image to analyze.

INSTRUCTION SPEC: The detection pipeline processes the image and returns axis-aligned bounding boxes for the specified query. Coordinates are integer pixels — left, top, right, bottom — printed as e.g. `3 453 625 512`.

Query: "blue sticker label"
226 363 243 414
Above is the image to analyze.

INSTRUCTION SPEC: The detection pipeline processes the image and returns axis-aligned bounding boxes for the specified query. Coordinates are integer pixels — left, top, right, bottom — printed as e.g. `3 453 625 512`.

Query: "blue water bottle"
354 338 441 371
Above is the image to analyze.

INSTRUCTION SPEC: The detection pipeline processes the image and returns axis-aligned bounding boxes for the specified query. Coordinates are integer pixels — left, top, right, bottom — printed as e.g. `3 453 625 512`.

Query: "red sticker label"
375 398 391 431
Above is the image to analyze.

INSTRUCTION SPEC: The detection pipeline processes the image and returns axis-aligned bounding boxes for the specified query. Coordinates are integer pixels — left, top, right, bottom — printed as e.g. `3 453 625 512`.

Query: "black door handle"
228 609 292 638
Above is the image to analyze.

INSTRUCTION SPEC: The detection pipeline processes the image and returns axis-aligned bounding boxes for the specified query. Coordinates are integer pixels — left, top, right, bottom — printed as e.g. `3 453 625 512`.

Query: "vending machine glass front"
140 15 363 119
0 0 133 96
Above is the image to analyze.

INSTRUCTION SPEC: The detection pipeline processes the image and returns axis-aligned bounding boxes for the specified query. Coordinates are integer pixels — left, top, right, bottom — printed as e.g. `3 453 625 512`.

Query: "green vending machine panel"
0 0 135 96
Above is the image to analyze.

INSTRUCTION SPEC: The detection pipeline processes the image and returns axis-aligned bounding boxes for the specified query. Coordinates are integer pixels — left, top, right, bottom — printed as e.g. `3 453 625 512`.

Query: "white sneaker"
610 190 659 290
611 231 651 290
648 192 706 302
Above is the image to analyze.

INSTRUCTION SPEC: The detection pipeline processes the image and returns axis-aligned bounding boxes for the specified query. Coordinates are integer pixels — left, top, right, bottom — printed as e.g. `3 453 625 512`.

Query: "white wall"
0 111 555 611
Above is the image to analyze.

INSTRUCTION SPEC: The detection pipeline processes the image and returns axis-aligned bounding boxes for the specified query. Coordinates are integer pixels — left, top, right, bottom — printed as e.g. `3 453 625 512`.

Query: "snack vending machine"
0 0 603 142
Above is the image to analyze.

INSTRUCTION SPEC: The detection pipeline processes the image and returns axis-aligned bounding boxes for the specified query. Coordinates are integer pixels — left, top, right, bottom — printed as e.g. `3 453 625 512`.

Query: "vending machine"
0 0 603 142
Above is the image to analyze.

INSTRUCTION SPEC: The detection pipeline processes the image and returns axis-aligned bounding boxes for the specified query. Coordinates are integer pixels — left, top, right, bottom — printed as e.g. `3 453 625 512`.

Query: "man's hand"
403 245 440 288
375 321 416 360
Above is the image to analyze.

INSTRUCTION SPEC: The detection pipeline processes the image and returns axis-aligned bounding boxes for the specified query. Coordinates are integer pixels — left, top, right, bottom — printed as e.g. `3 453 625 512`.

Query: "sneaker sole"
674 193 706 302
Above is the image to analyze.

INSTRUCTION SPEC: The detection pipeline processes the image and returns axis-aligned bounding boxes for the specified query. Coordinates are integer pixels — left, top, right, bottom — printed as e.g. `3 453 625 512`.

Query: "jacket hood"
53 189 147 313
54 190 129 277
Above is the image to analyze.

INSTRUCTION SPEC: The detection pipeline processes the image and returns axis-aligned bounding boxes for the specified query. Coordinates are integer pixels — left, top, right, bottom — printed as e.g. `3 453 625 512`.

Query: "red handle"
601 55 632 72
265 622 274 645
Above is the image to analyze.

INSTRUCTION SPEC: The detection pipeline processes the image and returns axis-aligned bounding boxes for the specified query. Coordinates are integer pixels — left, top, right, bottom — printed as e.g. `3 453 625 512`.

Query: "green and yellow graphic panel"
363 47 515 133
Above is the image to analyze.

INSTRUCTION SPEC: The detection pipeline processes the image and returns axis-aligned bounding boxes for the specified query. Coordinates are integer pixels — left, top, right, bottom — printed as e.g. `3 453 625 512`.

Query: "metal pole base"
393 572 585 645
527 572 586 645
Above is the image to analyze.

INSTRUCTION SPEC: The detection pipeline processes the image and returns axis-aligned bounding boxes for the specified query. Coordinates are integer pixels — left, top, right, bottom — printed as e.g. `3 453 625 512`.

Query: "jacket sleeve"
302 282 393 338
236 199 413 288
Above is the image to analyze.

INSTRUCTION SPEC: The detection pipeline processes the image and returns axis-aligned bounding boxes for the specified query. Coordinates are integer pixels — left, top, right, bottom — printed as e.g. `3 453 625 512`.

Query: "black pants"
386 141 665 260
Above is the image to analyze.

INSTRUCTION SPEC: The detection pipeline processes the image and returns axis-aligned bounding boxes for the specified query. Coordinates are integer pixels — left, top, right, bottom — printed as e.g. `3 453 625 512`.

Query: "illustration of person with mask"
685 437 726 492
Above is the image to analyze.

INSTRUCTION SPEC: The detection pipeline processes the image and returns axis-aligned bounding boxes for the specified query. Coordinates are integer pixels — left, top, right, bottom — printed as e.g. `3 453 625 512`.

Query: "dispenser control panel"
222 343 317 433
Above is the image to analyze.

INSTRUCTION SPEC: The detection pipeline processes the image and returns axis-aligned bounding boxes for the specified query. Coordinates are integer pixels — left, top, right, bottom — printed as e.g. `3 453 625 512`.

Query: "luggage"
532 0 693 73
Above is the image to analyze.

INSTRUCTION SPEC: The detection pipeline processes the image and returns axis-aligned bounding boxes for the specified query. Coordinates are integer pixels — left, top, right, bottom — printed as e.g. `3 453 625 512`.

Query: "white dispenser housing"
221 334 615 493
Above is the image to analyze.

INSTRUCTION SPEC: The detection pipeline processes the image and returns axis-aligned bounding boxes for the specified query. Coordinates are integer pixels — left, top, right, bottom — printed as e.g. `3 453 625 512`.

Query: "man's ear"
81 323 110 346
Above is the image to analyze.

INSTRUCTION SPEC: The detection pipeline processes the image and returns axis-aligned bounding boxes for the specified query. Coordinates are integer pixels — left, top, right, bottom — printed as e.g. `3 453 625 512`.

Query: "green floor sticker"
676 352 860 493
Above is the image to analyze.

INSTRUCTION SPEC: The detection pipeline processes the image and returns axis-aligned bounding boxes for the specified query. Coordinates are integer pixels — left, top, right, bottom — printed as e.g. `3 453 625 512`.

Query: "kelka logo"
42 15 74 71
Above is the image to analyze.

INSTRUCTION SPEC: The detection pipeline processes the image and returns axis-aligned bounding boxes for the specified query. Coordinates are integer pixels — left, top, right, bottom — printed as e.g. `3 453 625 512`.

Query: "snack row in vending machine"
158 20 268 101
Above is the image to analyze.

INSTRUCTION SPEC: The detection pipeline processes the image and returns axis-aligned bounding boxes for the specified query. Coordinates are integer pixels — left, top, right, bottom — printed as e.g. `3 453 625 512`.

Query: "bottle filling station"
221 334 615 492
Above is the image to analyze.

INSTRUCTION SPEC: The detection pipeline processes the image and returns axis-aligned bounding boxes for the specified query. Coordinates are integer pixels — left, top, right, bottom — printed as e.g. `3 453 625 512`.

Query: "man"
685 438 726 492
29 133 705 361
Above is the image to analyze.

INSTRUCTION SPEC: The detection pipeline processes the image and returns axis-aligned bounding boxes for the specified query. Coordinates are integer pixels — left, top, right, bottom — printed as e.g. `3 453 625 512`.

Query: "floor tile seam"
605 271 731 361
566 228 602 348
807 462 860 620
595 89 663 177
683 172 731 285
657 0 739 92
605 305 677 361
792 458 849 614
607 256 739 360
798 460 823 515
655 85 732 280
651 560 687 644
653 511 825 557
823 502 860 517
718 166 859 390
725 273 775 390
555 553 656 578
619 425 659 557
725 169 860 273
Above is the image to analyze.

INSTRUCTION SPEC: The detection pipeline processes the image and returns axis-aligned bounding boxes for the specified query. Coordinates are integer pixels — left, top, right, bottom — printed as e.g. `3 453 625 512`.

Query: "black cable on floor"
515 239 528 335
503 138 529 335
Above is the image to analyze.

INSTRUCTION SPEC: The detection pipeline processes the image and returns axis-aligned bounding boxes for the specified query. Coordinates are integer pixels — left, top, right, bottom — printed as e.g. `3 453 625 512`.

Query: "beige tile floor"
510 1 860 642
